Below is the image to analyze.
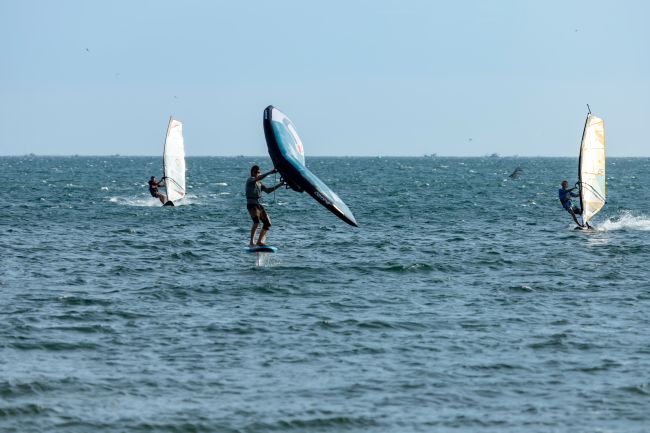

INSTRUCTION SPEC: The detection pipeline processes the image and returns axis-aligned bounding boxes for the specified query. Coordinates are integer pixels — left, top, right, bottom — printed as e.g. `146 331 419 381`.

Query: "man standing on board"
148 176 166 205
246 165 283 247
559 180 583 227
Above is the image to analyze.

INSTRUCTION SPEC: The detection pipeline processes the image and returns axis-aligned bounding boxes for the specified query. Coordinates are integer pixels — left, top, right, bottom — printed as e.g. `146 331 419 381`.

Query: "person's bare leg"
257 228 268 246
250 223 259 247
257 213 271 246
570 209 582 227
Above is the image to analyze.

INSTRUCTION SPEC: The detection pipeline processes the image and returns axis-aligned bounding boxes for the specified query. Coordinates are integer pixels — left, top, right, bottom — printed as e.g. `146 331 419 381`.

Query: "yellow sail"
579 114 605 224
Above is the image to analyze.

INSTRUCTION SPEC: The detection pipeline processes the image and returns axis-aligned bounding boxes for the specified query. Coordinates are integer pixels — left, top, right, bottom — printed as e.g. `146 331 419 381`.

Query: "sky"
0 0 648 156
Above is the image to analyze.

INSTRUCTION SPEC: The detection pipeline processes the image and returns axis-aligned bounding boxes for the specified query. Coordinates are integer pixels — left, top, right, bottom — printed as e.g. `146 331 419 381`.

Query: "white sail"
579 114 605 225
163 117 186 203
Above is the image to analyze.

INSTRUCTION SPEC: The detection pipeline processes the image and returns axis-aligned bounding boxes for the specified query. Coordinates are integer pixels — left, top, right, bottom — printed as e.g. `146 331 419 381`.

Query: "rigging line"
164 176 185 192
577 181 606 202
579 181 604 198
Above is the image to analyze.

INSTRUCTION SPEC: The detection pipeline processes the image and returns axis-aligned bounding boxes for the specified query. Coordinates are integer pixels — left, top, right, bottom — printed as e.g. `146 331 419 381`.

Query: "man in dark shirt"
148 176 166 205
559 180 583 227
246 165 283 247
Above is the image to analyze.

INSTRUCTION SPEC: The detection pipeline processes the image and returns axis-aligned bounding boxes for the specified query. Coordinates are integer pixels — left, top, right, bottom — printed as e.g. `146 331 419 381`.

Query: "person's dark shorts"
247 204 271 228
563 203 581 214
149 188 158 197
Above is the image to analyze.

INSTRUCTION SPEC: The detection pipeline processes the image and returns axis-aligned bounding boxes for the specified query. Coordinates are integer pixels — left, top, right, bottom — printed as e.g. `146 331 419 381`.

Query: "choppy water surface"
1 156 650 433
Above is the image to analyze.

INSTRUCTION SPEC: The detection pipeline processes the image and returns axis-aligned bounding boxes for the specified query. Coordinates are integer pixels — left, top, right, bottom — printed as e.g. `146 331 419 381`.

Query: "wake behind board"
246 245 278 253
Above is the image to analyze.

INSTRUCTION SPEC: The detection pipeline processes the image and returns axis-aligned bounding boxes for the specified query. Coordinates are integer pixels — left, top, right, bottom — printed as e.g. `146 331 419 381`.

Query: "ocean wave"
108 195 198 207
7 340 103 351
246 415 378 431
352 263 436 273
108 196 161 207
0 403 50 417
619 383 650 396
56 295 112 307
0 377 80 398
319 318 429 331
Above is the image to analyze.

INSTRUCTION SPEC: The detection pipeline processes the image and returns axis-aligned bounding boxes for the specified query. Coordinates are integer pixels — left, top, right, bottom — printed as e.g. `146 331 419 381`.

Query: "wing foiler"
163 116 186 205
578 111 605 226
262 106 358 227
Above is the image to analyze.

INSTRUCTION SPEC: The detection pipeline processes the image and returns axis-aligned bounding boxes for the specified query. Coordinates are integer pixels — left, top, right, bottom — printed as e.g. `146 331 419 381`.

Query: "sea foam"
598 211 650 231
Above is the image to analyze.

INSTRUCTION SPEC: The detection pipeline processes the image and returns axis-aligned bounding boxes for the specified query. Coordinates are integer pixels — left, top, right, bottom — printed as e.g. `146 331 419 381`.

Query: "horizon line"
1 154 649 158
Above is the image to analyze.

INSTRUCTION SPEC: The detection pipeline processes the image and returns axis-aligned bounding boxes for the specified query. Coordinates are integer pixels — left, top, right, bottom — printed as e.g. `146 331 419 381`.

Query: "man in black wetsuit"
246 165 283 247
559 180 583 227
148 176 166 205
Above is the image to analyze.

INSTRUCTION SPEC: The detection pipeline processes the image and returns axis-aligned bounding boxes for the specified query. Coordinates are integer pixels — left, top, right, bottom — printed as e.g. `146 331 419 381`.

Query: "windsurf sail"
263 106 358 227
578 111 605 225
163 116 186 204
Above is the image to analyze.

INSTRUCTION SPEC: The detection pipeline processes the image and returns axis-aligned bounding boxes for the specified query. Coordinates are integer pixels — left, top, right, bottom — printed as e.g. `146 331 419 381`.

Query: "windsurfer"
246 165 283 247
148 176 166 205
559 180 583 227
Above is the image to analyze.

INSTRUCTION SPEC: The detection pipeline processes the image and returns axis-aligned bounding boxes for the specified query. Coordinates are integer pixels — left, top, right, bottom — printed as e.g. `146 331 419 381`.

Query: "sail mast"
578 111 591 218
163 116 174 180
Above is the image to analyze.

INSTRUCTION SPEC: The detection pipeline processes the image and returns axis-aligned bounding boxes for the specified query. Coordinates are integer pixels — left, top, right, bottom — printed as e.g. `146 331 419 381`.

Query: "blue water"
2 156 650 433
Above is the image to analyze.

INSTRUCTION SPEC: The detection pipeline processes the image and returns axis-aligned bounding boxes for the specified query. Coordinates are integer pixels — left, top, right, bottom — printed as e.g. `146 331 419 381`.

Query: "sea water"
1 156 649 433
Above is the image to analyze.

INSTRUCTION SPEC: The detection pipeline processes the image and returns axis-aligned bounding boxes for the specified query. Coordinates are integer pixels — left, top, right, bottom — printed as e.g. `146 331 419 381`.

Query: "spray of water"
108 195 198 207
255 252 279 267
598 211 650 231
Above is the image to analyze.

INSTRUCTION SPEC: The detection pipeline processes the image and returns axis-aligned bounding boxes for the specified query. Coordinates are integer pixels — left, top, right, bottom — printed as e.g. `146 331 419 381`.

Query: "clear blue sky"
1 0 648 156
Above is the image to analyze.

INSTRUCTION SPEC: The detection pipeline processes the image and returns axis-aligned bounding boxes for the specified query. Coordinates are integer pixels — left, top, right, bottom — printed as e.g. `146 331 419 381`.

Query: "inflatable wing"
263 106 358 227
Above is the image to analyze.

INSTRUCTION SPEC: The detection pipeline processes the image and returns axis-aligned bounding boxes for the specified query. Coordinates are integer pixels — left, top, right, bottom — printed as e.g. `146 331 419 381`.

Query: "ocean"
1 156 649 433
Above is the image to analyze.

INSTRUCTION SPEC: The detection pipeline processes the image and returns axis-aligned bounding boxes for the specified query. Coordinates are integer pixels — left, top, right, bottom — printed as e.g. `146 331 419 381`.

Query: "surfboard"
263 106 358 227
163 201 175 207
246 245 278 253
163 116 186 205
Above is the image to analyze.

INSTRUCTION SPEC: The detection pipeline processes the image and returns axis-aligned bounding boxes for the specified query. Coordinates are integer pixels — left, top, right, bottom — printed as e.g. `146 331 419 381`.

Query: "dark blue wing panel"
263 106 358 227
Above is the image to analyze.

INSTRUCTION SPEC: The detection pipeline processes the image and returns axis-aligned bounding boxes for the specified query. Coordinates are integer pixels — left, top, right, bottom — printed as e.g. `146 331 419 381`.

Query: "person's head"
250 165 260 176
561 180 569 189
150 176 156 181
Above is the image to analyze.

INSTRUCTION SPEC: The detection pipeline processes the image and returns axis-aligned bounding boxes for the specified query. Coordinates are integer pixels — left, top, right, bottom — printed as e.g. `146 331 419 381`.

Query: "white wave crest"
108 193 200 207
108 196 162 207
177 194 199 206
598 211 650 231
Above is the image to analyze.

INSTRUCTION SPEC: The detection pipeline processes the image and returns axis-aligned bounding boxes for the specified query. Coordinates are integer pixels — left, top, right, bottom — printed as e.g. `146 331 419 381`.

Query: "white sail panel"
163 117 186 203
579 114 605 224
